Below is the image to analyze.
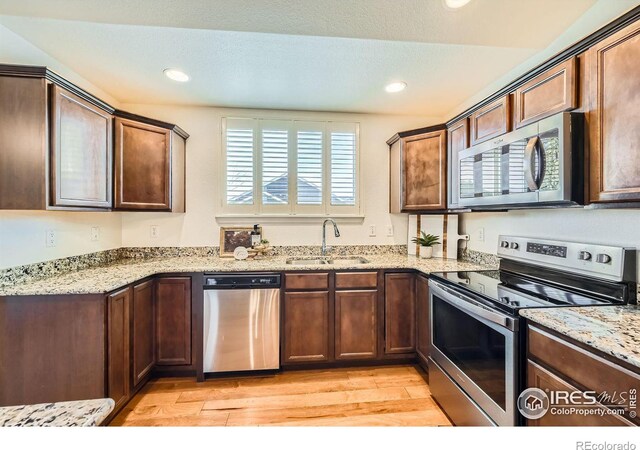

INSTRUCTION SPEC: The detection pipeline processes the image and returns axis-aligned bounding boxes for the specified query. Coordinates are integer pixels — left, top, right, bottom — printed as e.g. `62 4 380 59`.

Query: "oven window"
432 295 506 410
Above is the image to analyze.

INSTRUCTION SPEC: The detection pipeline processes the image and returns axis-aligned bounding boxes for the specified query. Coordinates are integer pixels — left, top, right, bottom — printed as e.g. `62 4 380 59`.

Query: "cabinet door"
447 118 469 208
401 130 446 211
384 273 416 354
155 277 192 366
335 290 377 360
470 95 511 145
588 21 640 203
51 85 112 208
132 280 155 387
514 58 577 128
283 291 331 363
108 287 131 411
114 118 171 210
415 275 430 367
526 360 633 426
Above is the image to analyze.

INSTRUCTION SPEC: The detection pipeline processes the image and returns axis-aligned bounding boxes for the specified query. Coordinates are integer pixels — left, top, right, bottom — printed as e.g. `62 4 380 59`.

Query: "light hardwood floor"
110 365 451 426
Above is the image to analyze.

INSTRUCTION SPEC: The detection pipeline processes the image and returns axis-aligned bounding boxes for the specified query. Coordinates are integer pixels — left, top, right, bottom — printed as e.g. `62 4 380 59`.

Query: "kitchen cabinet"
114 117 186 211
283 290 331 363
384 273 416 355
107 287 131 411
415 274 430 369
469 95 511 145
446 118 469 209
335 290 378 360
388 127 447 212
131 280 155 387
587 20 640 203
526 324 639 426
50 85 112 208
155 277 192 366
514 58 577 128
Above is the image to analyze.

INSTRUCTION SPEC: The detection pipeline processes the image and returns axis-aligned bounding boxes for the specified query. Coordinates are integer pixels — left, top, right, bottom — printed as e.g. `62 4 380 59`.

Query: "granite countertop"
520 305 640 370
0 398 114 427
0 254 491 296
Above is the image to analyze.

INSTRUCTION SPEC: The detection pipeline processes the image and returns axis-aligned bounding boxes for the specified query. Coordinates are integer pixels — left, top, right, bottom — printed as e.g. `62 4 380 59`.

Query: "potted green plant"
411 231 441 259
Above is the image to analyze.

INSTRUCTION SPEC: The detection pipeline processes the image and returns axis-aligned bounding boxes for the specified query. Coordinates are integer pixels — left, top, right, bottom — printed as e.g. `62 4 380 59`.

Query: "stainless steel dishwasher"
203 273 281 373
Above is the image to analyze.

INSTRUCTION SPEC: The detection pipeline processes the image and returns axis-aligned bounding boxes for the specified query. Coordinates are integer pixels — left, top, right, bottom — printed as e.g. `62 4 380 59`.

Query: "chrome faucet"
321 218 340 256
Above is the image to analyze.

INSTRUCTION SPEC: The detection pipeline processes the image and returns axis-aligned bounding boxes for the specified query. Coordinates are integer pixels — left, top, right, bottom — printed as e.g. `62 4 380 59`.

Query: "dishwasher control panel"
205 273 281 288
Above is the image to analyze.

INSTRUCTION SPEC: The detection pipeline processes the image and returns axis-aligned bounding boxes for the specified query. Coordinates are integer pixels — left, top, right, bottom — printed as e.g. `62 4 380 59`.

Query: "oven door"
429 279 518 426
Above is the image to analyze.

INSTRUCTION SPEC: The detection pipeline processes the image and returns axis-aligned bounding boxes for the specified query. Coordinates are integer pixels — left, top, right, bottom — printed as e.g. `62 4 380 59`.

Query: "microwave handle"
524 136 546 190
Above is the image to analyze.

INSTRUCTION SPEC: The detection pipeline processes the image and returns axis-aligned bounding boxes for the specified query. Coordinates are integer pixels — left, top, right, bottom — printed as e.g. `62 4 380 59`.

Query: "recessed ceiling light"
443 0 472 9
163 68 190 82
385 81 407 93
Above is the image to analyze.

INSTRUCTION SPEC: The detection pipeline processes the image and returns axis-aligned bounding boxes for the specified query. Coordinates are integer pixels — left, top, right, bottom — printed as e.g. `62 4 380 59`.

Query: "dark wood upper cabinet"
107 287 131 412
384 273 416 355
447 118 469 209
335 290 377 360
115 118 173 211
131 280 155 387
155 277 192 366
389 128 447 212
282 291 331 364
588 20 640 203
415 274 430 369
469 95 511 145
0 76 48 210
50 85 112 208
514 58 577 128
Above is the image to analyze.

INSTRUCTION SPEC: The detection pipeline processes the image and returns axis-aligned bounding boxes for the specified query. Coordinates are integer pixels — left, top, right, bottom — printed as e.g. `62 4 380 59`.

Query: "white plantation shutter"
261 127 289 205
296 129 323 205
222 118 359 216
225 120 255 206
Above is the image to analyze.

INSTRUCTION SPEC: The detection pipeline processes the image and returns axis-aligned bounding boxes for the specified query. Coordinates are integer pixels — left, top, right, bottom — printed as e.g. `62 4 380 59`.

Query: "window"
222 118 360 216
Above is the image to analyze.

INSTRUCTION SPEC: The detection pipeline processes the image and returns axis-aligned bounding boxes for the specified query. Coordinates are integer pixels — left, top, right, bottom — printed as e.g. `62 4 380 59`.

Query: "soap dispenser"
250 224 261 248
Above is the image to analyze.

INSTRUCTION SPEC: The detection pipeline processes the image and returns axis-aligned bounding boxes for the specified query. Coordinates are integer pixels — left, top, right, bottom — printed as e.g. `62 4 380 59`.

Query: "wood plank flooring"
109 365 451 427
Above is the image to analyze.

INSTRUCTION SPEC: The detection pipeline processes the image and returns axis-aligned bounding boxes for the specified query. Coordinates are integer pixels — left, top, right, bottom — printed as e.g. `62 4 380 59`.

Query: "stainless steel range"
428 236 636 426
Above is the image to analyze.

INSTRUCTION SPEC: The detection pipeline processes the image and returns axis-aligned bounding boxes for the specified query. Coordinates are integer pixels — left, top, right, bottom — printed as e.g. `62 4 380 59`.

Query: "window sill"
215 214 365 225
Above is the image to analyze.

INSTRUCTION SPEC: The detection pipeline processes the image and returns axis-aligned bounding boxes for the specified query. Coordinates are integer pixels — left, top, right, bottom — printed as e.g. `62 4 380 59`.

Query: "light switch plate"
90 226 100 242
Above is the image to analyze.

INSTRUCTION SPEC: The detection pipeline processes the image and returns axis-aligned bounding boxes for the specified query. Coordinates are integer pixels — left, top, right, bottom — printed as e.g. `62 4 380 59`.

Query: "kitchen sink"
285 257 369 266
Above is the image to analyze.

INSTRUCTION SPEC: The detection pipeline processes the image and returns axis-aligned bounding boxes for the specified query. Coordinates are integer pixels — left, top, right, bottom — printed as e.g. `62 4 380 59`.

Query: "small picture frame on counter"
219 226 262 257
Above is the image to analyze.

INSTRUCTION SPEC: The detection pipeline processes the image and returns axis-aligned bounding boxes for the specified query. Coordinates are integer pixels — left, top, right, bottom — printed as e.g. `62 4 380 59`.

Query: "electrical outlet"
477 227 485 242
90 226 100 242
386 225 394 237
45 230 56 248
150 225 160 239
369 225 377 237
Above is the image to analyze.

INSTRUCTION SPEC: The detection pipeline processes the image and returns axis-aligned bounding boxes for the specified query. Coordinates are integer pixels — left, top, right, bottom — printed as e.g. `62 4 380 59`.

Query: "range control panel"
497 235 635 282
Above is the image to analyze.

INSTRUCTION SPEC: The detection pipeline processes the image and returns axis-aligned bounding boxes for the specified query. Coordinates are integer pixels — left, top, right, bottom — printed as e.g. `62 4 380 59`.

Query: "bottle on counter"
250 224 262 248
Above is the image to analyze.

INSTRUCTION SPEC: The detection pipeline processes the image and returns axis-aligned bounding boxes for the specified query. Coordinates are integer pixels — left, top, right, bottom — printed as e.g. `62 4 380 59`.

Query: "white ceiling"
0 0 615 115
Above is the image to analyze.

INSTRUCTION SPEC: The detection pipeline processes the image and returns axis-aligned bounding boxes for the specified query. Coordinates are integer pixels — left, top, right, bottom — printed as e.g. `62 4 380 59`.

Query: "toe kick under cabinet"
282 271 417 367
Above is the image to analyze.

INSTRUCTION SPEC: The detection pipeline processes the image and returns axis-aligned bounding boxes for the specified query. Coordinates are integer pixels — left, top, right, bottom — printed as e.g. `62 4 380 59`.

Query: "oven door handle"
429 280 517 331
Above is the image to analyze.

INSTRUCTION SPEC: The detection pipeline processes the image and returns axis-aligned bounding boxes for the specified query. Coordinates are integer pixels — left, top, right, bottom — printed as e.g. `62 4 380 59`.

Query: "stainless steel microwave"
449 112 584 210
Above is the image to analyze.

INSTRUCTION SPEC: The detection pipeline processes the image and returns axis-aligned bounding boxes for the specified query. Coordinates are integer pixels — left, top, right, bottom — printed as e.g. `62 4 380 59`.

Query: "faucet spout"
321 218 340 256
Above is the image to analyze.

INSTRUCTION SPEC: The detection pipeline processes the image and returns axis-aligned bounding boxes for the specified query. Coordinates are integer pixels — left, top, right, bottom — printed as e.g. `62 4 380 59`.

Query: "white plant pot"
420 246 433 259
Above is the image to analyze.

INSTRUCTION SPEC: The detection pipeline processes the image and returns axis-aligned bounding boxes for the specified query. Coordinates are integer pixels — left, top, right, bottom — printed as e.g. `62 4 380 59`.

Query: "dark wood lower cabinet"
107 287 131 411
155 277 192 366
283 291 331 363
335 290 377 360
132 280 155 387
415 275 430 369
384 273 416 354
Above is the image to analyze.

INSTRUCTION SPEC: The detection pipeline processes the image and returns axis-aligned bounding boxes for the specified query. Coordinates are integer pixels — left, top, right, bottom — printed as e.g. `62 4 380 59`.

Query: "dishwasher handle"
204 273 281 289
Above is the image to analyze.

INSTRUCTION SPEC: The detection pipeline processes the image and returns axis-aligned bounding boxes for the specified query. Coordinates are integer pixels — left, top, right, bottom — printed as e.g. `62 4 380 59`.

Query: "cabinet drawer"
285 273 329 290
528 325 640 425
335 272 378 289
514 58 577 128
470 95 511 145
527 360 633 426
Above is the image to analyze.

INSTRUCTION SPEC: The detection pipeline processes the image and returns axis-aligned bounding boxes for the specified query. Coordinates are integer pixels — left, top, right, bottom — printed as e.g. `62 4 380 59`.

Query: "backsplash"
458 248 500 267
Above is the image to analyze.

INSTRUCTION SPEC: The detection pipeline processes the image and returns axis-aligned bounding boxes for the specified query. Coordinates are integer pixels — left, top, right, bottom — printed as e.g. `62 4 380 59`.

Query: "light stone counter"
0 398 114 427
520 305 640 370
0 254 492 296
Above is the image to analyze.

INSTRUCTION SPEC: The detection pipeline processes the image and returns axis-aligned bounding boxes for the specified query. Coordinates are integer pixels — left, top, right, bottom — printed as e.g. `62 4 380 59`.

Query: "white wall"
0 24 123 269
119 104 438 248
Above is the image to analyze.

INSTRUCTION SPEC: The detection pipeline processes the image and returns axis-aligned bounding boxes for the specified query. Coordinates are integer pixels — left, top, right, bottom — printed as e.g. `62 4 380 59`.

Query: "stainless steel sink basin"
285 256 369 266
